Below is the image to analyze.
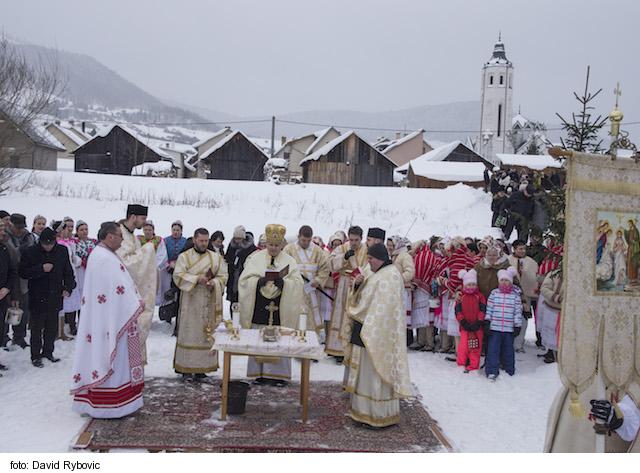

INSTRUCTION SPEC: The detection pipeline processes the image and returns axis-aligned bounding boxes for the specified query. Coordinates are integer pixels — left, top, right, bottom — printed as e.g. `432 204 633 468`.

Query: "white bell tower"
479 34 514 160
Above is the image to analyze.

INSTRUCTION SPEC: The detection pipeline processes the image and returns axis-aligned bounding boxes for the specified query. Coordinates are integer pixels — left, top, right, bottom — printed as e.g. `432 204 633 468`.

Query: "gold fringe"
568 390 586 418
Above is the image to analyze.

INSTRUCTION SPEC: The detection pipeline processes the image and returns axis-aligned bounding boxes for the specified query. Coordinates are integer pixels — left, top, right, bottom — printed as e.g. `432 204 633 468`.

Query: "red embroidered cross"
116 286 125 295
97 294 107 304
73 373 81 383
92 370 99 380
81 296 86 306
86 334 92 343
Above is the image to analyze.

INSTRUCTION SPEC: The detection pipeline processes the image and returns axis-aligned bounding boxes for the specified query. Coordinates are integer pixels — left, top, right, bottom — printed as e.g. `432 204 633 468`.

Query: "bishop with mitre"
239 223 304 387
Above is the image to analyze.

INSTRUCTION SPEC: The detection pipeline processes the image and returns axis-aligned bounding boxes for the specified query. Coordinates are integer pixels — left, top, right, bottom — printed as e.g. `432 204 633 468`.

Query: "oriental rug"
75 377 448 452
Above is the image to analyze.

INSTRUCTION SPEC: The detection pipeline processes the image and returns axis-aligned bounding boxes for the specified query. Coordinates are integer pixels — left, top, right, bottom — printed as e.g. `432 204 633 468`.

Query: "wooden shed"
188 130 268 181
300 131 395 186
73 124 170 175
0 110 63 171
407 161 486 189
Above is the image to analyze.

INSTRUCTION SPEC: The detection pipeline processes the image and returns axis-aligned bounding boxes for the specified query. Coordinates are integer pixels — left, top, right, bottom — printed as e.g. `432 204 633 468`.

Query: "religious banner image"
595 210 640 294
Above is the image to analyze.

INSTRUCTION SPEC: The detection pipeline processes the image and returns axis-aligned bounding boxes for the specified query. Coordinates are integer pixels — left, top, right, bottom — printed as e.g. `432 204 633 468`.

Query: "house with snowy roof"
274 127 341 175
509 113 552 155
395 141 491 189
186 127 269 181
372 129 429 167
73 124 175 175
45 121 90 160
299 131 395 186
0 109 65 171
495 153 564 175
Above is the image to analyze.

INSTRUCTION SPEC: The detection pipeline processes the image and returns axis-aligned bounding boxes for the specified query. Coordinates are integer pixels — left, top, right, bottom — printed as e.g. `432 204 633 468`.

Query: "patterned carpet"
77 377 448 452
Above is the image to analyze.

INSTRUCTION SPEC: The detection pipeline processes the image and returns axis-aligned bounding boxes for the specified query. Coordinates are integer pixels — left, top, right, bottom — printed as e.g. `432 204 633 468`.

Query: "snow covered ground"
0 165 562 452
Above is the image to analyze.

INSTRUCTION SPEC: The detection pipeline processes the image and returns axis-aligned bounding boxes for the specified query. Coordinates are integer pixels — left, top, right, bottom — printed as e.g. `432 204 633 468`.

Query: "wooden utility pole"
270 116 276 158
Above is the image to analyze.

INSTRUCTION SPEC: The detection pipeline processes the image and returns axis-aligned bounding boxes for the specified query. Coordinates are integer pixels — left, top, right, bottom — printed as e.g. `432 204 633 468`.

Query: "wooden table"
212 329 323 423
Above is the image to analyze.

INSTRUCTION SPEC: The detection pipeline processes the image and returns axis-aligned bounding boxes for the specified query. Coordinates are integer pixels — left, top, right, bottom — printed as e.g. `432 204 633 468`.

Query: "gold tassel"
568 390 586 418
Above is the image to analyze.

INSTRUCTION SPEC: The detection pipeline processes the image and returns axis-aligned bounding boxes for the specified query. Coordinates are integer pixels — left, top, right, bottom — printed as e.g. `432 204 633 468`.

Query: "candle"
298 313 306 332
232 313 240 329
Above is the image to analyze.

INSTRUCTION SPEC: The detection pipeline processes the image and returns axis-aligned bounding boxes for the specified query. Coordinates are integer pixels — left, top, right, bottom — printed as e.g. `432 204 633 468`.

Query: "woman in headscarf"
73 220 97 335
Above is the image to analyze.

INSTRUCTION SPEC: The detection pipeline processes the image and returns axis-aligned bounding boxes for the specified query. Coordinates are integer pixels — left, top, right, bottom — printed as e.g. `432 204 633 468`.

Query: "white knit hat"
497 266 518 283
458 269 478 286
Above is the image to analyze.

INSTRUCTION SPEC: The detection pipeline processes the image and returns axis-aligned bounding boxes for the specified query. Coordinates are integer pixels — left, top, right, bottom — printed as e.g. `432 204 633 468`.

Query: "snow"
409 161 486 182
396 141 462 173
512 114 531 128
47 123 88 147
197 131 269 162
131 160 173 176
193 128 232 149
304 127 338 155
496 153 563 171
299 131 355 166
83 124 174 161
56 158 75 172
0 167 563 452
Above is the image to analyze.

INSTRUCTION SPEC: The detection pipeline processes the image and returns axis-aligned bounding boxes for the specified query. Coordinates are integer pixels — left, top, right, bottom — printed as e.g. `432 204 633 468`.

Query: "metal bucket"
5 307 23 326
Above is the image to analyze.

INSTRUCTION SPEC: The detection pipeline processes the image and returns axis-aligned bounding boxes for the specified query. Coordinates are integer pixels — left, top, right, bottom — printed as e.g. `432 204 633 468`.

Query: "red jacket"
455 291 487 328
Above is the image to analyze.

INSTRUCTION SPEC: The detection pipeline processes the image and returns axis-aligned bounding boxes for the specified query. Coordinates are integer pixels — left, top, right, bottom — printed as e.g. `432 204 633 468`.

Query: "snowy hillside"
9 168 495 242
1 167 563 453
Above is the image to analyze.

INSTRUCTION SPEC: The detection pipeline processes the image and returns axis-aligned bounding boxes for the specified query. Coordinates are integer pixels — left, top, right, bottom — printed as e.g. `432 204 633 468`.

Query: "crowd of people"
487 167 564 242
0 206 566 383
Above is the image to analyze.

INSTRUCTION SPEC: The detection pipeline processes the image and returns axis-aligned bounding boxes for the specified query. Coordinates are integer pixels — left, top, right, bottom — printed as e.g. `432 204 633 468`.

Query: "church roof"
486 38 512 66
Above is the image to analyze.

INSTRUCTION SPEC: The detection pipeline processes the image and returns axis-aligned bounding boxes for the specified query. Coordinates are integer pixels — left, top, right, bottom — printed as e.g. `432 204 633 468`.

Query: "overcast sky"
2 0 639 126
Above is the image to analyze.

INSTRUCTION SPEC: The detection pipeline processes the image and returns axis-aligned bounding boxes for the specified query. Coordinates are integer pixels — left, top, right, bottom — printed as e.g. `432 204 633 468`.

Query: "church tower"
479 35 514 160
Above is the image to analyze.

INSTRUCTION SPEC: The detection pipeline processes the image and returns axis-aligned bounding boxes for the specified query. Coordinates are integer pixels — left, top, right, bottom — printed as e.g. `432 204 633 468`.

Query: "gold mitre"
265 224 286 244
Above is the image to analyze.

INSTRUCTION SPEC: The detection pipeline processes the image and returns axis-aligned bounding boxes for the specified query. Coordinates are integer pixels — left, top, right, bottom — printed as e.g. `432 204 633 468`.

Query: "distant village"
0 38 564 189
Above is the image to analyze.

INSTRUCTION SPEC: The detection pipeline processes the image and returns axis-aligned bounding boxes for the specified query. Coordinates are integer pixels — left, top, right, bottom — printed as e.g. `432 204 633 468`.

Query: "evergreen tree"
545 66 608 242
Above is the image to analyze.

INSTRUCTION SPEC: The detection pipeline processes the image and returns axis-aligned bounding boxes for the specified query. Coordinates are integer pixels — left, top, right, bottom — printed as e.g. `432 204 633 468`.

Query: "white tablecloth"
212 328 324 360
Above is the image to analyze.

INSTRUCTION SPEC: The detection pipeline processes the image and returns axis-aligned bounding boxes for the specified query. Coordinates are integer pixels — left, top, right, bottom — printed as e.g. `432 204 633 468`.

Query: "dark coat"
0 242 19 302
224 236 256 303
506 190 534 221
18 242 76 313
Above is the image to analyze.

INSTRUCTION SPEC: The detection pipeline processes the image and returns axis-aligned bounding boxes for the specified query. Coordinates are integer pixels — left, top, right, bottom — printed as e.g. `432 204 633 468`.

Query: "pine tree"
542 66 608 242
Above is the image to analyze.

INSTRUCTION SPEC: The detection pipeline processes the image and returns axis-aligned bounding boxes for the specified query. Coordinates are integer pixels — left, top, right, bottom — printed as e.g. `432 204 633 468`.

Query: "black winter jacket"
19 243 76 313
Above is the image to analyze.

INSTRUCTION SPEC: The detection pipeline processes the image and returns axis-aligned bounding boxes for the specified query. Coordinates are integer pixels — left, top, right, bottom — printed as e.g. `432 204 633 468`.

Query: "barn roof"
299 130 396 167
410 161 486 182
496 153 563 171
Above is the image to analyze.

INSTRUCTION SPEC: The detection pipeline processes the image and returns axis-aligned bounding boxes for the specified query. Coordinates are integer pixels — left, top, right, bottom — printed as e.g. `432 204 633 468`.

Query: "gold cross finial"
614 82 622 108
265 301 279 327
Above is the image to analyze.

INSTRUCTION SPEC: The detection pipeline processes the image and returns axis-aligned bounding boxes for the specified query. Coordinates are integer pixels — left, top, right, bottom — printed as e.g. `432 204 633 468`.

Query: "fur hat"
497 266 518 283
233 225 246 239
458 269 478 286
367 243 390 263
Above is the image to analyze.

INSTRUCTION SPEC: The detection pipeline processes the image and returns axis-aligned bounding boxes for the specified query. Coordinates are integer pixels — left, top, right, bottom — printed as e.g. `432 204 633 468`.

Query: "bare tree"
0 34 66 194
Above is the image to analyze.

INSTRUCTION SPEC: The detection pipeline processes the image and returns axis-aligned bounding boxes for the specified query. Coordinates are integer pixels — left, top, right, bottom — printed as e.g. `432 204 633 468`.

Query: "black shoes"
12 338 29 349
0 363 8 371
43 354 60 363
32 359 44 368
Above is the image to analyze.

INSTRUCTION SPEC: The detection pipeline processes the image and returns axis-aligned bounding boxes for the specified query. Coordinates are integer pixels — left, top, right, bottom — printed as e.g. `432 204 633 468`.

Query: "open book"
265 265 289 281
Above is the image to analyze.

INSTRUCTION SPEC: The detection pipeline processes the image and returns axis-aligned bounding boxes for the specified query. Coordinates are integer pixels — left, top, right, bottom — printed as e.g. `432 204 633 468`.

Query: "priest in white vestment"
116 204 156 364
326 226 369 359
71 222 145 418
172 228 228 379
283 225 330 340
239 224 304 387
343 243 412 428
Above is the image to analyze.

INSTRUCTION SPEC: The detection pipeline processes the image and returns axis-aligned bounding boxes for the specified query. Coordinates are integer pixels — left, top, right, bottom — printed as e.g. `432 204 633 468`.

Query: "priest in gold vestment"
283 225 330 339
343 243 412 428
239 224 304 386
172 228 228 380
116 204 156 364
325 225 369 359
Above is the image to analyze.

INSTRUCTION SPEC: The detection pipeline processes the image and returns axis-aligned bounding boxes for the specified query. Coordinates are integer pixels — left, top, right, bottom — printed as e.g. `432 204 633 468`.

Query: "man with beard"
116 204 156 364
173 228 228 381
238 224 304 387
